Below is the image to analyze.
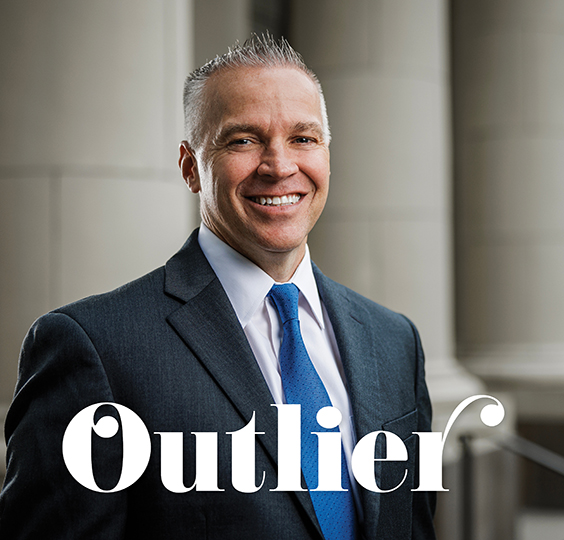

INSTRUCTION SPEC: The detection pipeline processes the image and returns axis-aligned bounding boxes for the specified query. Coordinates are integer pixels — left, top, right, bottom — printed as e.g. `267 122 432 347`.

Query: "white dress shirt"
198 224 361 507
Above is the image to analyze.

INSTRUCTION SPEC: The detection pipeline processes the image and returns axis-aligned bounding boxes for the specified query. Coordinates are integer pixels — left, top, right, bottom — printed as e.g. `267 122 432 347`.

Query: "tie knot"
268 283 300 324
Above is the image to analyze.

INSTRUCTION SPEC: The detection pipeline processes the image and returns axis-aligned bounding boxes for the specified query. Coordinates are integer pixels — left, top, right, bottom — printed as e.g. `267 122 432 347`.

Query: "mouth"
249 194 301 207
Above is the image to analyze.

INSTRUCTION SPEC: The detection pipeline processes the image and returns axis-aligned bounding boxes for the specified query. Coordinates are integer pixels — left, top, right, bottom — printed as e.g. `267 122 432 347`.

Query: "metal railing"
459 432 564 540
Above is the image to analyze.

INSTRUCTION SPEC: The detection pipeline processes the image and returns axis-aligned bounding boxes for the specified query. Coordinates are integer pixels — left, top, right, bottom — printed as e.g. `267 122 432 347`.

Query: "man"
0 35 436 539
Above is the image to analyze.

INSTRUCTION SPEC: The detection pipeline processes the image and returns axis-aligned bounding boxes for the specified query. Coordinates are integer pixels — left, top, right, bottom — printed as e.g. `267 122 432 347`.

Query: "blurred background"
1 1 564 538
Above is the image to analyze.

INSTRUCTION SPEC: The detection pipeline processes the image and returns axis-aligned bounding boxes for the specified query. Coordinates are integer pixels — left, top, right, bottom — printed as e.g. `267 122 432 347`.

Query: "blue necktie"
268 283 356 540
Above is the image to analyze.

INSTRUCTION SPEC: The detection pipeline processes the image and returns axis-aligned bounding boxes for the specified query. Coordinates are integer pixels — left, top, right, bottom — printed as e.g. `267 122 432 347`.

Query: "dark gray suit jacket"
0 230 436 539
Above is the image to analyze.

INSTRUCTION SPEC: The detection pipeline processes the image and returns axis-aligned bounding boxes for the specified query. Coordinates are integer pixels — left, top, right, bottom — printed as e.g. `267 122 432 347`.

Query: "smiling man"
179 66 330 282
0 36 436 540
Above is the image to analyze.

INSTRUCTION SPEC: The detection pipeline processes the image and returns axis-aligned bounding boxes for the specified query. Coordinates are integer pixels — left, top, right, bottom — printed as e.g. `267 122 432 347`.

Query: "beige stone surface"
454 1 564 389
0 0 188 170
291 0 370 69
369 0 446 76
59 176 190 305
194 0 250 65
522 32 564 130
0 177 52 401
322 74 447 211
0 0 196 410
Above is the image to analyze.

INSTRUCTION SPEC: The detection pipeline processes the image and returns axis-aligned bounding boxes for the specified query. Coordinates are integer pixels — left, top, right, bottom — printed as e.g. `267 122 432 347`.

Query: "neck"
202 222 307 282
249 247 305 283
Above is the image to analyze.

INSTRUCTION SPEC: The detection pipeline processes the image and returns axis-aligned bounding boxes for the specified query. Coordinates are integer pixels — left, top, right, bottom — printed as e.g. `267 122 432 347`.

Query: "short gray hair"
183 33 330 150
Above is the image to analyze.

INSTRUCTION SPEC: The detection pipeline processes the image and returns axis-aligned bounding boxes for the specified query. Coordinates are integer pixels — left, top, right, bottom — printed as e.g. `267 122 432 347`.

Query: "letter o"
62 402 151 492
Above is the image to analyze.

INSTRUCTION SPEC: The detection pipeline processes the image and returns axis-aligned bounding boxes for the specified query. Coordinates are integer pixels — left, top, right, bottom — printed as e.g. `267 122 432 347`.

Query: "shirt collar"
198 223 325 329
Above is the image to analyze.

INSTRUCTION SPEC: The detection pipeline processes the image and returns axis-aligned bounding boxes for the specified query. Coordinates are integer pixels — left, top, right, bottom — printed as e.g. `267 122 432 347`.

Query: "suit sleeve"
406 317 437 540
0 312 127 539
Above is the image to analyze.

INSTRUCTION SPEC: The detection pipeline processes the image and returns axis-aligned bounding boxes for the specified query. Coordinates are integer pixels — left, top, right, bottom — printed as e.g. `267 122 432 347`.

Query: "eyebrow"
214 121 325 145
292 122 325 139
214 124 260 144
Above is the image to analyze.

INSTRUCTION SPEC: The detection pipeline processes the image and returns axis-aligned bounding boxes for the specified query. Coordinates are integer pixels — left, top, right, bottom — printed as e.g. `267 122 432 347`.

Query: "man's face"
180 66 330 268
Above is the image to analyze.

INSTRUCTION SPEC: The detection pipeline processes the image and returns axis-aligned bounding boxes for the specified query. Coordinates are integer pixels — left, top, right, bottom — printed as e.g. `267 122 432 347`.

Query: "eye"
230 138 252 145
294 136 316 144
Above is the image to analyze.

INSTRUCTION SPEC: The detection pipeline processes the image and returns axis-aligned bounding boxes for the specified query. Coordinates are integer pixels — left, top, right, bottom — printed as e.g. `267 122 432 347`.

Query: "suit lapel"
164 230 278 454
164 231 322 537
313 265 386 539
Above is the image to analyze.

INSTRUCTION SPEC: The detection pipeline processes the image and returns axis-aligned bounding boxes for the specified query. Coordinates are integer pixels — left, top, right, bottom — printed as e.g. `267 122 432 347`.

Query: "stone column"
194 0 251 65
452 1 564 412
291 0 482 432
0 0 196 474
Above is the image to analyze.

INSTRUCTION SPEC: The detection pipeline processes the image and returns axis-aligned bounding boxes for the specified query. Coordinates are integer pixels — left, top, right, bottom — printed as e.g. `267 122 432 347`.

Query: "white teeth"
252 194 301 206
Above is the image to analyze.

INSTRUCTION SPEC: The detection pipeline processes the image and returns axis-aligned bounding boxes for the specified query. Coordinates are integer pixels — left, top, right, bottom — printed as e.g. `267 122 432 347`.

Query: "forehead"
203 66 323 132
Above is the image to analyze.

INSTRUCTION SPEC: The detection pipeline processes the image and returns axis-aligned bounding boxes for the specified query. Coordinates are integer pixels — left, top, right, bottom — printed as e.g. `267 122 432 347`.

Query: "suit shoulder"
49 266 169 327
315 267 417 335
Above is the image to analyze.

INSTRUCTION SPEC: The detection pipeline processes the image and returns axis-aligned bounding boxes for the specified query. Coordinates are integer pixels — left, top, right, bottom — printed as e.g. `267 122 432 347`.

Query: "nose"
257 143 299 179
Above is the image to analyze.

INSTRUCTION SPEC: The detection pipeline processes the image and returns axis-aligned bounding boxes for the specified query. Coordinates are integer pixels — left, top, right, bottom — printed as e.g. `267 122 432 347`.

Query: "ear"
179 140 201 193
